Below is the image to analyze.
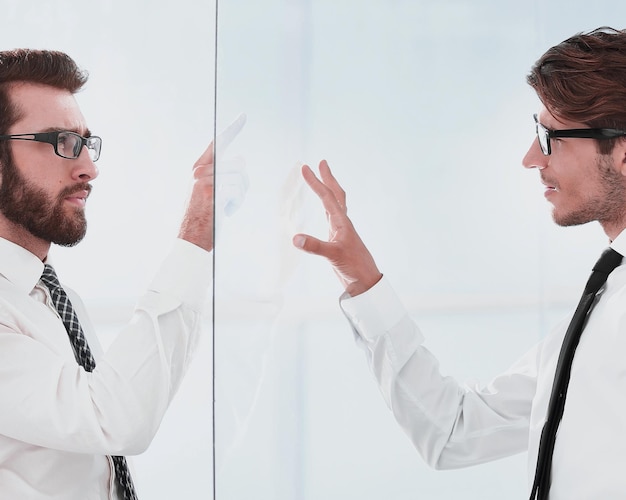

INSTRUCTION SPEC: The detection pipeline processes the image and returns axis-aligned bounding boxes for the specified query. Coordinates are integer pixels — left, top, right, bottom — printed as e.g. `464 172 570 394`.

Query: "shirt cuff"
339 275 408 341
148 238 212 312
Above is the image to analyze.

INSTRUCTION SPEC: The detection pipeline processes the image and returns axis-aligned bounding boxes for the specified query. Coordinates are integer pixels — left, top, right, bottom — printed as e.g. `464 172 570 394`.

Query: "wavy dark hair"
528 27 626 155
0 49 87 167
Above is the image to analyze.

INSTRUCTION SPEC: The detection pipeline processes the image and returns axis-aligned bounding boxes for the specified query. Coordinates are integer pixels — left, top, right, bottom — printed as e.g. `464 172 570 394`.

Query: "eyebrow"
39 126 92 137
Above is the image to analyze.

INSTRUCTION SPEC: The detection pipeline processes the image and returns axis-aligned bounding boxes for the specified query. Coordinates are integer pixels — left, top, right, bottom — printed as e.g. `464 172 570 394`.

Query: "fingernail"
293 235 306 248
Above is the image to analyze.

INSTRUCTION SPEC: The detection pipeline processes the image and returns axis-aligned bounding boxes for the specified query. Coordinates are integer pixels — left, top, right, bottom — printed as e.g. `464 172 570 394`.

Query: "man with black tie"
293 27 626 499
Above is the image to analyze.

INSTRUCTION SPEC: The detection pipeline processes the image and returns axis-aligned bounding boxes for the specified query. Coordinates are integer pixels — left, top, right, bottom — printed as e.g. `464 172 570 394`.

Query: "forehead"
537 105 586 129
7 82 87 133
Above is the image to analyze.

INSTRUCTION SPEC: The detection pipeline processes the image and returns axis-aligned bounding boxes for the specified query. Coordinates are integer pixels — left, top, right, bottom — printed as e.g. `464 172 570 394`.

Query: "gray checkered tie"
41 264 138 500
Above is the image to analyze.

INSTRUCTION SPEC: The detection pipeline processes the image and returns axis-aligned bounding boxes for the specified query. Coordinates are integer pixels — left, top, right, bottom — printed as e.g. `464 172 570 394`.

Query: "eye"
56 132 82 157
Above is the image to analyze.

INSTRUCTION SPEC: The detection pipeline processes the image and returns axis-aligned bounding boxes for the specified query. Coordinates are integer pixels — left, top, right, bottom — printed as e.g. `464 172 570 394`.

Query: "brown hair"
0 49 88 165
528 27 626 154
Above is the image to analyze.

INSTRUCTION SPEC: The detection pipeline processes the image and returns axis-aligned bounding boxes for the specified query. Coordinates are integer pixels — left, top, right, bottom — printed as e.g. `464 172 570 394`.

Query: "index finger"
195 113 247 167
215 113 247 158
301 162 346 216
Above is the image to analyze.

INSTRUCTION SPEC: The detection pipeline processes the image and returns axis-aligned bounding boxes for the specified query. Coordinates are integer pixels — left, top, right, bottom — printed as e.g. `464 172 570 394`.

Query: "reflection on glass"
215 1 625 499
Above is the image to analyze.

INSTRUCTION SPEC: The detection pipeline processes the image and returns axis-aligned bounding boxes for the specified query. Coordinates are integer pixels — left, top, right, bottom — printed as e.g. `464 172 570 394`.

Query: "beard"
552 154 626 228
0 158 90 247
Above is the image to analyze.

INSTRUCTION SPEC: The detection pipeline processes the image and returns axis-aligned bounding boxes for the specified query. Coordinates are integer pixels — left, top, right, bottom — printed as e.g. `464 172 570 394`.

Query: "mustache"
540 173 557 188
58 183 92 200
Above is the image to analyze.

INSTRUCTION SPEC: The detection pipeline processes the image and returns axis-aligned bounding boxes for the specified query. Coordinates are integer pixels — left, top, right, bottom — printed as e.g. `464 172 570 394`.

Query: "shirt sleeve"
0 238 212 456
339 276 537 469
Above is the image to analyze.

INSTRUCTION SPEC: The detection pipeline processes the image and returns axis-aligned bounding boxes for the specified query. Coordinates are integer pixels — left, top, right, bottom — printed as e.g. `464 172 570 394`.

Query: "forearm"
340 277 533 468
0 239 211 455
95 238 211 454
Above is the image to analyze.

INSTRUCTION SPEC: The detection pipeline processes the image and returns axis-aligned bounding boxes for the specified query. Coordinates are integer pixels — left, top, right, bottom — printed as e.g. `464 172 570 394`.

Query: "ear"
615 138 626 176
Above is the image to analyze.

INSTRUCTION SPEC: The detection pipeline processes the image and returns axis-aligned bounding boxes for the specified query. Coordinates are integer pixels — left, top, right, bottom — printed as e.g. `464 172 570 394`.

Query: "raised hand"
178 114 247 251
292 160 382 296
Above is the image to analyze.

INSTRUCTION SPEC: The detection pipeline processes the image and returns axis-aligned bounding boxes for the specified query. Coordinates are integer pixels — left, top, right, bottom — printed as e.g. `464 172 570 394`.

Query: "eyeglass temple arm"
551 128 626 139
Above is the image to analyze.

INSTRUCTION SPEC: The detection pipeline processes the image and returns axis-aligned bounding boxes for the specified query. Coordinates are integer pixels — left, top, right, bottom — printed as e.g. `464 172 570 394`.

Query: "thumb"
292 233 328 256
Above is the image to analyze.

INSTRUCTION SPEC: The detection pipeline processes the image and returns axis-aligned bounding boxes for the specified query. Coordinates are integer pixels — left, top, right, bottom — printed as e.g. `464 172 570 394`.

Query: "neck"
599 212 626 242
0 216 50 261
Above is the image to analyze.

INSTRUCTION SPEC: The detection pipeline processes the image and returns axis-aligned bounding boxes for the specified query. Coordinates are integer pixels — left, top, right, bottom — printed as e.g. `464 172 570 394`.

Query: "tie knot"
593 247 623 274
40 264 61 291
584 247 623 296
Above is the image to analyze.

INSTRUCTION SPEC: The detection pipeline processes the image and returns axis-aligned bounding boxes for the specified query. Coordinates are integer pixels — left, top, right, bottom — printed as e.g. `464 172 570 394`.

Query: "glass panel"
215 1 624 499
1 2 216 498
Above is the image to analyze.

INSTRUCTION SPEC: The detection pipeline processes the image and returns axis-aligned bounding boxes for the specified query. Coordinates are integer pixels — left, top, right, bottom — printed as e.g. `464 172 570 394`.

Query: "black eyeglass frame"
0 131 102 162
533 114 626 156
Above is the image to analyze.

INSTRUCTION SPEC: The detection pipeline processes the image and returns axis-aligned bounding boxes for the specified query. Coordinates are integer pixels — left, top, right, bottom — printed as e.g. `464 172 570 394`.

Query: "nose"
71 146 99 181
522 137 548 170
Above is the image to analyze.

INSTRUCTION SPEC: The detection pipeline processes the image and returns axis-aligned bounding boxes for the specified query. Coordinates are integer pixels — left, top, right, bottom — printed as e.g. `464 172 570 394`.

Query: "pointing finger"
194 113 247 168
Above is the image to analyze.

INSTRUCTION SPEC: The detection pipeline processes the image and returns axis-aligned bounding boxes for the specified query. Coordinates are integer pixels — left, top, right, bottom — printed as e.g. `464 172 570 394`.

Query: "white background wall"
2 1 625 499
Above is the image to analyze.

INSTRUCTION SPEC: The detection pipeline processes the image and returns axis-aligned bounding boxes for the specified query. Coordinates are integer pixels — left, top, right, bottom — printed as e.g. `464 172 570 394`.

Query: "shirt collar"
0 237 45 294
610 230 626 259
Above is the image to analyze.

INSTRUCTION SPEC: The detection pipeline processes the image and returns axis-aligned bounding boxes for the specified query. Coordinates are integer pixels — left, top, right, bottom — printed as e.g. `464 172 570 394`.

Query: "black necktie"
40 264 139 500
529 247 623 500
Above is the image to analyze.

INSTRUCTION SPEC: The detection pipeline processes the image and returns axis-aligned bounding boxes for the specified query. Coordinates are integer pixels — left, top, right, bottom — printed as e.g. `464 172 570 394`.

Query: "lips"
66 189 89 201
61 184 92 207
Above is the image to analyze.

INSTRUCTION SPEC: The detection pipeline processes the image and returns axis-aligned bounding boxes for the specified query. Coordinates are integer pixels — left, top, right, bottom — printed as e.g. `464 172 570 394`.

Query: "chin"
552 209 593 228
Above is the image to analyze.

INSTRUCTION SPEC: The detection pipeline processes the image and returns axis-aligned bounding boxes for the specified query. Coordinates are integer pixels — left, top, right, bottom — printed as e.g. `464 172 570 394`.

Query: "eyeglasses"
0 131 102 162
534 114 626 156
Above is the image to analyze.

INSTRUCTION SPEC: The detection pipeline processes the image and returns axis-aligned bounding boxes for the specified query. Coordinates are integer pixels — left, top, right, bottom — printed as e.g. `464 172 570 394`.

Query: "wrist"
344 272 383 297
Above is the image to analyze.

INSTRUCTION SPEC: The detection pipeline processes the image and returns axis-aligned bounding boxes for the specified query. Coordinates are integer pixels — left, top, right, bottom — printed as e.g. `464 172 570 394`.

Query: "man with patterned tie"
293 27 626 499
0 49 221 499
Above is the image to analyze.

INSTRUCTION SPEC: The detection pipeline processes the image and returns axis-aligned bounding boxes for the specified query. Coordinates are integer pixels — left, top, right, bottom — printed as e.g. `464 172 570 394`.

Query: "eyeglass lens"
57 132 100 161
534 117 550 155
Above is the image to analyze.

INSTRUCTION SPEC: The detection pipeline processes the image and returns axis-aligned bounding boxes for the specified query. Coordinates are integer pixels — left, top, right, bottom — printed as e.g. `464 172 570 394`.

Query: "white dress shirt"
0 237 211 499
340 230 626 499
